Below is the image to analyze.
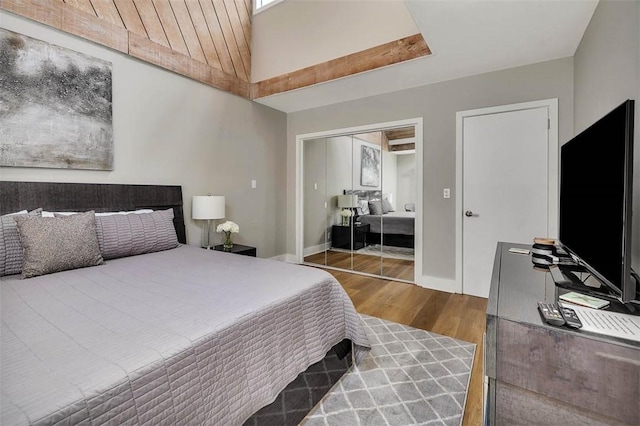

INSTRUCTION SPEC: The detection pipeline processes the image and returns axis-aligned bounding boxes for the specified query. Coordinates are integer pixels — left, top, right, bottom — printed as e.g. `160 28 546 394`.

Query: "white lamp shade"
338 194 358 208
192 195 225 219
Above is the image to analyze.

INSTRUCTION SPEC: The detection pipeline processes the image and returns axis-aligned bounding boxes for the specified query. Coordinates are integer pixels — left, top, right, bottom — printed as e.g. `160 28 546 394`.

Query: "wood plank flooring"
320 267 487 426
305 250 414 282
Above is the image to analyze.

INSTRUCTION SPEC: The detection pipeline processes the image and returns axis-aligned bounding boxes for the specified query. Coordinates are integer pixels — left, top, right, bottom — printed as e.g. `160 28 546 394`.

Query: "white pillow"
357 200 370 215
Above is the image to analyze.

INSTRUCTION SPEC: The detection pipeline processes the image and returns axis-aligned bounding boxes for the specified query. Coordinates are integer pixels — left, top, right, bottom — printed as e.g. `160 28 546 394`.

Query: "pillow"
368 200 384 215
44 209 154 218
357 200 370 215
0 209 42 276
382 198 395 213
94 208 179 260
14 211 104 278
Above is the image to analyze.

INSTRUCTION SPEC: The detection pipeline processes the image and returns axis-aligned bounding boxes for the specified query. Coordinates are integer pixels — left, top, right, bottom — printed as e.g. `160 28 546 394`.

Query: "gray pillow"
14 211 104 278
0 208 43 276
94 208 179 260
382 198 395 213
368 200 383 215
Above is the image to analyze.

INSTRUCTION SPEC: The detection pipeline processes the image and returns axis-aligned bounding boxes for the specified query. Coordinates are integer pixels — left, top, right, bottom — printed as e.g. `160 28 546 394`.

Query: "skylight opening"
254 0 283 14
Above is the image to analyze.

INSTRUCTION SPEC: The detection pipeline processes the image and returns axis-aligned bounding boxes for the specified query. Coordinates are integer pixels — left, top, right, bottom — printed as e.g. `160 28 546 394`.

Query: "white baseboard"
270 253 298 263
415 275 460 294
303 243 329 257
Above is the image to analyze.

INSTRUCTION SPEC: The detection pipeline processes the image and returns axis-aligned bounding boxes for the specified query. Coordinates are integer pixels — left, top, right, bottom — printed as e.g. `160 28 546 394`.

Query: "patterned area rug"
302 315 476 426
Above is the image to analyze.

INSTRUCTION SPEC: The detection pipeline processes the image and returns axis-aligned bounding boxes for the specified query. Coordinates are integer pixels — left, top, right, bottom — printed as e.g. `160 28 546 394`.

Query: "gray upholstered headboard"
0 181 186 244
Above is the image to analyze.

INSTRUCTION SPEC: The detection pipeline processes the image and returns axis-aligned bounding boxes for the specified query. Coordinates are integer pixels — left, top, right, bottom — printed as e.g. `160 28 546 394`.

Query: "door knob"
465 210 478 217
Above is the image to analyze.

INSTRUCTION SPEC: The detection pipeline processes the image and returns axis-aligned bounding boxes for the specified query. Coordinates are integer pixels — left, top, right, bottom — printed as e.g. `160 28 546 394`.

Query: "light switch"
314 182 318 190
443 188 451 199
251 180 257 189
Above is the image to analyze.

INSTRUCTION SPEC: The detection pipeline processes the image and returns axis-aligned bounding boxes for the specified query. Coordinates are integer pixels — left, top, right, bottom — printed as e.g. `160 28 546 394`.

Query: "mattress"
0 245 369 425
358 211 415 235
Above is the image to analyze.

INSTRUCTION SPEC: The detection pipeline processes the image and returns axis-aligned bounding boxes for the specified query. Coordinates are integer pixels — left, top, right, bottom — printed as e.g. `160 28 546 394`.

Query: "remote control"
548 265 572 286
537 302 565 326
558 303 583 328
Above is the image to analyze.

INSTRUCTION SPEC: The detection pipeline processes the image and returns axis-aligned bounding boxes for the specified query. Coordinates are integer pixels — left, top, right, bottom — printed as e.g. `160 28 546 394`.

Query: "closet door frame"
296 117 423 284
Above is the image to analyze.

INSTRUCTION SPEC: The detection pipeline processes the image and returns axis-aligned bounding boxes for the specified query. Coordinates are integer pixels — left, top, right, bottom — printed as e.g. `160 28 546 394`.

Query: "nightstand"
213 244 257 257
331 223 369 250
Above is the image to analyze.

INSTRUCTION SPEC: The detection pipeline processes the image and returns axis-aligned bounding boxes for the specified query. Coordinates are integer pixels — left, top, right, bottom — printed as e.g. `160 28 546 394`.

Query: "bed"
346 190 415 248
0 181 370 425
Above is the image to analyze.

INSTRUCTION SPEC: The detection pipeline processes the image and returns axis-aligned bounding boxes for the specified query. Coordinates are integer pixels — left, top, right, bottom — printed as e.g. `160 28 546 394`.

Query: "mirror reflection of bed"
302 127 416 282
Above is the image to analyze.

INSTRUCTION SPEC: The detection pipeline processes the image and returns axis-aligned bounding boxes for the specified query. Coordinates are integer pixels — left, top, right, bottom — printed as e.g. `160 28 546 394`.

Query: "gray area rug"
302 314 476 426
245 314 475 426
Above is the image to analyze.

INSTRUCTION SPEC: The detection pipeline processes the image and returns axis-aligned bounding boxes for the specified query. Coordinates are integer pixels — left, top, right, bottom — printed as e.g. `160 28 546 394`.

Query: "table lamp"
192 195 225 249
338 194 359 226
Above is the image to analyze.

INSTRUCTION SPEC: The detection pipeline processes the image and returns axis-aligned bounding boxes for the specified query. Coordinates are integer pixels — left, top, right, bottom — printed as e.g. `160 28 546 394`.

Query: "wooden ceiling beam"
389 143 415 152
252 33 431 99
1 2 431 102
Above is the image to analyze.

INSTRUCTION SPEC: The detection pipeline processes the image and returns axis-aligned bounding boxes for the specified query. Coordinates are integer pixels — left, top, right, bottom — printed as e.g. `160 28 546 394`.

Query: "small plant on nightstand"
216 221 239 250
340 209 354 226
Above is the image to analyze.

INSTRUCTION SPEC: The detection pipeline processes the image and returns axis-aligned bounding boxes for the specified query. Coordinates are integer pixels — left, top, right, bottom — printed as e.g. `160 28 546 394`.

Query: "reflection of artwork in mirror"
360 145 380 187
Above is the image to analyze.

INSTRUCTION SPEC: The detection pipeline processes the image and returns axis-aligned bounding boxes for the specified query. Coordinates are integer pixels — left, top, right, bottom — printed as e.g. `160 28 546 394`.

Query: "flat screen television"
559 99 636 303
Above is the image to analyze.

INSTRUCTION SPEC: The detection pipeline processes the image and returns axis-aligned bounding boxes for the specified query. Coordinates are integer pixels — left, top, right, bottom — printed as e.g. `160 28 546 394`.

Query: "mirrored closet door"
302 127 416 282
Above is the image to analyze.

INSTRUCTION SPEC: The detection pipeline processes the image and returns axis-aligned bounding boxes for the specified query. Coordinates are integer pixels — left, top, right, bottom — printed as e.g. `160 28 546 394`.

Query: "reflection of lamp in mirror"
338 194 358 226
192 194 225 249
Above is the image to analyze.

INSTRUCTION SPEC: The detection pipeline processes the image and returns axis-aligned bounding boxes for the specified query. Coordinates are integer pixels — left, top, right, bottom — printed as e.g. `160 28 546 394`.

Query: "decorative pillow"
14 211 104 278
94 208 179 260
0 209 42 276
357 200 370 215
368 200 384 215
382 198 395 213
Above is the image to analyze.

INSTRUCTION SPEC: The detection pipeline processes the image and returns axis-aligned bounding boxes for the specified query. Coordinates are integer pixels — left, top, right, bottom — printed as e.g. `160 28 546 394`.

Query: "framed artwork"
360 145 381 187
0 29 113 170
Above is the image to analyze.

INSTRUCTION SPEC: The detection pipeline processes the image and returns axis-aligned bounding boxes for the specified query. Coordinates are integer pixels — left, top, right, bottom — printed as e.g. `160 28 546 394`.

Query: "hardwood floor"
305 250 415 281
322 268 487 426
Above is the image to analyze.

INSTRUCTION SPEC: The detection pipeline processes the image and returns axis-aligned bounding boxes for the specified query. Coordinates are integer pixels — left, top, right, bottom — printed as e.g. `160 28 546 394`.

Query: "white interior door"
462 106 550 297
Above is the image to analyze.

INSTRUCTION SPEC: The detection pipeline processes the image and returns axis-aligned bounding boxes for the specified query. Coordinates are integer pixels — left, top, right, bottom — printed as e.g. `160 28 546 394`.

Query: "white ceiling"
254 0 598 113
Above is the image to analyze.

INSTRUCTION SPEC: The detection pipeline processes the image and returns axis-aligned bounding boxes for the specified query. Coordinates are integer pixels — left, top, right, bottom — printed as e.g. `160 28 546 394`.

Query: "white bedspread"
0 245 369 425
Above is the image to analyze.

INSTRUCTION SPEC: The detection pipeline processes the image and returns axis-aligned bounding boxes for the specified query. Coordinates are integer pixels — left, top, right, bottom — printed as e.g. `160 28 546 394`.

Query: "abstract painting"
360 144 381 187
0 29 113 170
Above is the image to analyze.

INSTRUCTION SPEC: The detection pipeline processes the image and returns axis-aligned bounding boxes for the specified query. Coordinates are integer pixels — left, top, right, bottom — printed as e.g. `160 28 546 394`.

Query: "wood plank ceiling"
0 0 431 101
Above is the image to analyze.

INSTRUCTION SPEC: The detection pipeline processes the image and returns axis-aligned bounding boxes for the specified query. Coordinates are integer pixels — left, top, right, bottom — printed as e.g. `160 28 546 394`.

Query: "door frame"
295 117 423 284
455 99 559 294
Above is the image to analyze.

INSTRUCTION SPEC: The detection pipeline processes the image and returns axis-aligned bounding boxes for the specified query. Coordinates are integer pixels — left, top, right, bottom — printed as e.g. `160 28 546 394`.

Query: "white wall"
573 0 640 272
0 11 288 258
303 138 326 251
382 150 397 210
396 153 416 211
288 57 574 280
251 0 418 82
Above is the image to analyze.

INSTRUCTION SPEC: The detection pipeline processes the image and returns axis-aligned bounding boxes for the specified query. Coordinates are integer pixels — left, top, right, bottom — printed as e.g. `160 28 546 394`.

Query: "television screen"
559 100 635 302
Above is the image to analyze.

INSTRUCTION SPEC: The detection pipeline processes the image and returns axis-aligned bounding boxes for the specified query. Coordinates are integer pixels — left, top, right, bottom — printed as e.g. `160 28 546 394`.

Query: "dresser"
485 242 639 425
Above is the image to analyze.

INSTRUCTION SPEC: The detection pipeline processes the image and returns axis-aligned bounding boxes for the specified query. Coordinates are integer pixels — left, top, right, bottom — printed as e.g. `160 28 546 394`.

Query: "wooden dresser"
485 242 639 425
